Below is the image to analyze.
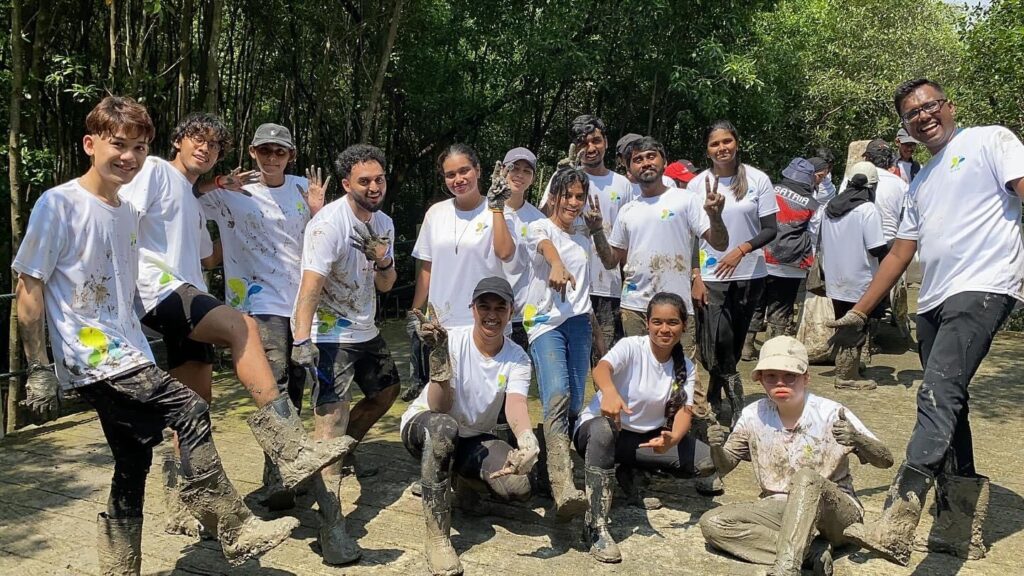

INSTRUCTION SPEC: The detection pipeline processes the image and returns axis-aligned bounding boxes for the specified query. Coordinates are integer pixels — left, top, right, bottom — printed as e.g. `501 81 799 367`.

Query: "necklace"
453 202 484 255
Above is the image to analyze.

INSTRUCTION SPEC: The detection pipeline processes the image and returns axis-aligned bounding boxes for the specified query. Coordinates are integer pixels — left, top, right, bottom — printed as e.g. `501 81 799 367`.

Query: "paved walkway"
2 319 1022 575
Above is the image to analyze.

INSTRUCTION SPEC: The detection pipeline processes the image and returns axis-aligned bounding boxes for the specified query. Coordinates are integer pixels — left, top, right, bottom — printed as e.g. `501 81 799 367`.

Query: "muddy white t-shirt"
522 219 593 343
412 198 515 329
821 203 885 303
609 188 709 314
503 202 547 323
300 196 393 344
897 126 1024 313
201 175 310 316
400 326 531 438
122 156 213 312
577 336 696 434
13 181 153 388
542 170 635 298
688 166 777 281
722 394 877 508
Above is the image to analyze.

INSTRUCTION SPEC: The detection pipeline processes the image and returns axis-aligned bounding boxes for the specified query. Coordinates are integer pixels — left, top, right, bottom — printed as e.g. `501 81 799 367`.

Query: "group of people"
13 76 1024 576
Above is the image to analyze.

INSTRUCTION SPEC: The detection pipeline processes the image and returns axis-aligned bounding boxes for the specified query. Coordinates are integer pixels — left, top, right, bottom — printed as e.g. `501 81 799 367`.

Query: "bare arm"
411 260 431 311
16 275 49 365
201 239 223 269
592 230 618 270
504 393 532 436
374 259 397 292
1013 177 1024 200
425 379 455 413
491 212 516 262
668 406 693 445
292 270 328 341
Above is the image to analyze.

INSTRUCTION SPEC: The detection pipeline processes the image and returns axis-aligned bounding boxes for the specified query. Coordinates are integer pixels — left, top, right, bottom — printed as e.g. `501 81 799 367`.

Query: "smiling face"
577 130 607 169
249 143 295 181
899 141 917 161
900 84 956 152
629 148 667 184
756 369 808 406
706 128 739 170
553 181 586 229
442 153 481 198
472 294 512 339
647 303 685 351
507 160 535 196
173 130 221 177
343 159 387 213
83 129 150 188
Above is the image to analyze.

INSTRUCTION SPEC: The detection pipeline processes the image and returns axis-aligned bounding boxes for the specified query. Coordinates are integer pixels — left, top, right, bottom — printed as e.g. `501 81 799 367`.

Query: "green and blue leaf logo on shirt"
475 222 489 234
660 209 676 221
79 327 125 367
622 281 638 296
522 304 551 331
316 308 353 335
227 278 263 312
497 374 508 389
950 156 966 172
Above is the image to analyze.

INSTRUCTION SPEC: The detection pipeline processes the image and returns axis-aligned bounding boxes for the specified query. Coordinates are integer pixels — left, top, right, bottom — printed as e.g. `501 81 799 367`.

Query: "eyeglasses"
759 371 800 385
901 99 948 124
188 134 223 152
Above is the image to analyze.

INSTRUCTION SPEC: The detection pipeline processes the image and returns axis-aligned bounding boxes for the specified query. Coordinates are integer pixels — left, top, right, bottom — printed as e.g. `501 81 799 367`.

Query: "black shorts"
314 335 400 407
142 284 222 369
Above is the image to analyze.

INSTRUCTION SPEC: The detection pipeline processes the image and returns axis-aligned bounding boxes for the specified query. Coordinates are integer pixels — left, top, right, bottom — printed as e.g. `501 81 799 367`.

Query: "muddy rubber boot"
914 474 989 560
867 318 881 358
256 453 296 511
843 461 933 566
740 332 757 361
246 395 358 490
543 427 587 521
420 479 463 576
160 452 205 538
615 466 662 510
314 471 362 565
725 374 745 427
97 513 142 576
180 466 300 566
833 344 877 390
340 451 379 479
584 466 621 563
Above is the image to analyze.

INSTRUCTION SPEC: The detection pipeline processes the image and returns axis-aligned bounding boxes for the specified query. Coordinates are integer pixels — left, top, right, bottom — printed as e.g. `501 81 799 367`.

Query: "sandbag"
796 291 835 364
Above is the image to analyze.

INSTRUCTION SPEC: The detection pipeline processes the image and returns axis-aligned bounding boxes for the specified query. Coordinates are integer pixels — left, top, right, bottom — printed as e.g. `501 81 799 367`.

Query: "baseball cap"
615 133 643 157
781 157 815 187
849 161 879 186
251 123 295 149
864 138 892 158
664 160 698 184
472 277 514 304
895 128 919 145
503 147 537 170
752 336 809 379
807 157 830 173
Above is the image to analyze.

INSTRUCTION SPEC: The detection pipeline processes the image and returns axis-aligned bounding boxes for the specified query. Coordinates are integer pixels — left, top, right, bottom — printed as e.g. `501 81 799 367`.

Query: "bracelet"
374 258 395 271
292 338 311 346
490 208 504 214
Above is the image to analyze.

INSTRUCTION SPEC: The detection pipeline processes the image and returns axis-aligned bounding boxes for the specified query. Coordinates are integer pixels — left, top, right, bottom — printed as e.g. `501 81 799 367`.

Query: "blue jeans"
530 314 592 438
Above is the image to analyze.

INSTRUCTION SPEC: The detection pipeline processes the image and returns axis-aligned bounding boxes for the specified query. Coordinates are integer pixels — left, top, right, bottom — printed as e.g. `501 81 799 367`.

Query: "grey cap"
472 276 514 304
251 123 295 149
781 157 815 187
895 128 919 145
616 133 643 157
503 147 537 170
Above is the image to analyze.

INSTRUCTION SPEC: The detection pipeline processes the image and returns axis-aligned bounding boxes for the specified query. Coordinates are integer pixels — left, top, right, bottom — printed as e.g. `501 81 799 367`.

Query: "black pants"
77 365 217 518
402 411 530 501
573 416 713 476
697 278 765 378
749 275 803 335
908 291 1015 475
590 295 623 365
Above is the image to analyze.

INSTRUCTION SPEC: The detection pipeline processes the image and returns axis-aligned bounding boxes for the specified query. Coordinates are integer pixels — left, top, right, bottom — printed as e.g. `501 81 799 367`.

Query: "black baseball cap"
615 133 643 157
472 277 514 304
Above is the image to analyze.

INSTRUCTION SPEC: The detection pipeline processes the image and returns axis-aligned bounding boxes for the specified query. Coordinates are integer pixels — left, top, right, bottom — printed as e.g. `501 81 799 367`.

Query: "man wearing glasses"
831 78 1024 565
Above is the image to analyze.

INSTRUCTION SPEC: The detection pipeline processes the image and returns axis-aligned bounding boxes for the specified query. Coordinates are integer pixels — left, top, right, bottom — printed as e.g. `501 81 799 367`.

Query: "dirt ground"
2 308 1023 575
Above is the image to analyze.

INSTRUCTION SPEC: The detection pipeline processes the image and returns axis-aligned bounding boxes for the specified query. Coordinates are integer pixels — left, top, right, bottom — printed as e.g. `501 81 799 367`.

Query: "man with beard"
832 78 1024 565
290 144 400 565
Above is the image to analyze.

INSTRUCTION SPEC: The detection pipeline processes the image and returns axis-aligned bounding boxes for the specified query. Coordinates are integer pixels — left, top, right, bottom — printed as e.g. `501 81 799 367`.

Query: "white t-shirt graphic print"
13 181 153 388
201 175 310 316
897 126 1024 312
121 156 213 312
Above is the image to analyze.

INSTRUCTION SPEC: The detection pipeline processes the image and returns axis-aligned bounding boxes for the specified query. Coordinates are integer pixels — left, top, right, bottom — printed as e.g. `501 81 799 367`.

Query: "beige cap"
849 161 879 186
752 336 809 379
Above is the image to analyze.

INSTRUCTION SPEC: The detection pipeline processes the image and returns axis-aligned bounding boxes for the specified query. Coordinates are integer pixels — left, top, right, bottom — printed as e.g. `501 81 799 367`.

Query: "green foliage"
958 0 1024 133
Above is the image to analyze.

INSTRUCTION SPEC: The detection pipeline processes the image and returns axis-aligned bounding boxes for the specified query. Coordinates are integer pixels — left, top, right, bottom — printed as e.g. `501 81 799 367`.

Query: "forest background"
2 0 1023 429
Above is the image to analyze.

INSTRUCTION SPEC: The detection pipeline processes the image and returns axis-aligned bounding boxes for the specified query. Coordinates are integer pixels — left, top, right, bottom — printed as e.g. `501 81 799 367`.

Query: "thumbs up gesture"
831 407 859 448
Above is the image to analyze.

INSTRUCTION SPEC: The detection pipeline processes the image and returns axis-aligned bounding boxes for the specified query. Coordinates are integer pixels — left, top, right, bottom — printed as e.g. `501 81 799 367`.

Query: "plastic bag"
796 291 835 364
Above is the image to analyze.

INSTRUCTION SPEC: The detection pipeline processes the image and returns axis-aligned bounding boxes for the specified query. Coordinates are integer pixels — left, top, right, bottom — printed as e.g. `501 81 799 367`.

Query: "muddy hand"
490 430 540 478
584 194 603 232
557 143 578 169
707 423 730 447
486 161 513 211
218 167 259 195
832 407 860 448
20 363 60 420
350 223 390 265
826 310 867 348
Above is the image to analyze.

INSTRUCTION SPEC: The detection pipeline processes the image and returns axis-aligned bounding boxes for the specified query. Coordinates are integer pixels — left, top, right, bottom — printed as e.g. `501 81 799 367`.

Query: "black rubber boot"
915 473 989 560
584 466 621 563
97 513 142 576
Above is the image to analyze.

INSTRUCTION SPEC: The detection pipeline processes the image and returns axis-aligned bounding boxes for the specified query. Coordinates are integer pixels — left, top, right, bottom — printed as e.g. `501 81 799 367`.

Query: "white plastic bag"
796 291 835 364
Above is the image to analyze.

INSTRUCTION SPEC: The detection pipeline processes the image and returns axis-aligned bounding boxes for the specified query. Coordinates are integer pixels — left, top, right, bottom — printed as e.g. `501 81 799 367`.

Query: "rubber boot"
543 426 587 521
584 466 621 563
246 395 358 490
615 465 662 510
725 373 745 427
740 332 757 361
420 479 463 576
769 469 825 576
313 469 362 565
914 474 989 560
256 453 296 511
843 461 934 566
867 318 881 358
180 465 300 566
833 344 877 390
97 513 142 576
340 451 379 479
160 452 203 538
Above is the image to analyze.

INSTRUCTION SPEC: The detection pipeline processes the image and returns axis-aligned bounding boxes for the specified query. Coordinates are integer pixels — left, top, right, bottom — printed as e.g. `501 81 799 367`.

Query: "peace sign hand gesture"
704 177 726 218
584 194 604 233
486 161 512 211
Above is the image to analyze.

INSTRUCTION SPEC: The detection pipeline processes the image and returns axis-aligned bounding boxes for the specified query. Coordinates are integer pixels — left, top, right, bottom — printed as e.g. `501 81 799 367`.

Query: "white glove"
490 429 540 478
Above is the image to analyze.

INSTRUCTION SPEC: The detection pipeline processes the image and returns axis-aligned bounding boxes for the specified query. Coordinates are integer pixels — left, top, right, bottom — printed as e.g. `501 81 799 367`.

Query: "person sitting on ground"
399 277 541 576
698 336 893 576
574 292 714 564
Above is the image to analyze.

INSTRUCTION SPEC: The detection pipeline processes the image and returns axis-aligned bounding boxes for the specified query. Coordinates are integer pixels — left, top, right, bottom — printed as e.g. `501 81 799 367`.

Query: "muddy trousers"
77 365 220 520
909 291 1015 476
697 279 764 410
573 416 714 477
749 275 803 337
591 295 623 365
253 315 308 411
699 469 862 568
402 411 531 502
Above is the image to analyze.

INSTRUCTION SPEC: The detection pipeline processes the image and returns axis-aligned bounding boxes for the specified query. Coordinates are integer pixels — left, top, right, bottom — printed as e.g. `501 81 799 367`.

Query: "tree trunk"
203 0 223 111
177 0 194 119
108 0 120 87
361 0 405 142
7 0 27 435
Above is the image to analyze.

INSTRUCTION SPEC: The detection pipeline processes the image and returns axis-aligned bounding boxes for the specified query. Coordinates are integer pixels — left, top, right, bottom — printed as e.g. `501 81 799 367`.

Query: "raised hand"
486 161 513 212
557 143 586 169
217 167 260 193
20 363 60 421
704 176 725 218
832 407 859 448
413 304 451 382
301 165 330 213
350 222 390 266
583 194 603 233
490 430 541 478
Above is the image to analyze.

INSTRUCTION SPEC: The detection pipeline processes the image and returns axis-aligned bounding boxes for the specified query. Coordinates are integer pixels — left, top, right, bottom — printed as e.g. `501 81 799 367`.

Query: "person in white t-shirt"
822 162 889 390
12 97 311 571
832 78 1024 566
199 122 330 510
699 336 893 576
400 278 539 576
689 120 779 429
574 293 713 563
614 132 679 194
120 113 351 537
499 147 545 350
894 127 921 185
287 144 400 565
524 167 614 520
